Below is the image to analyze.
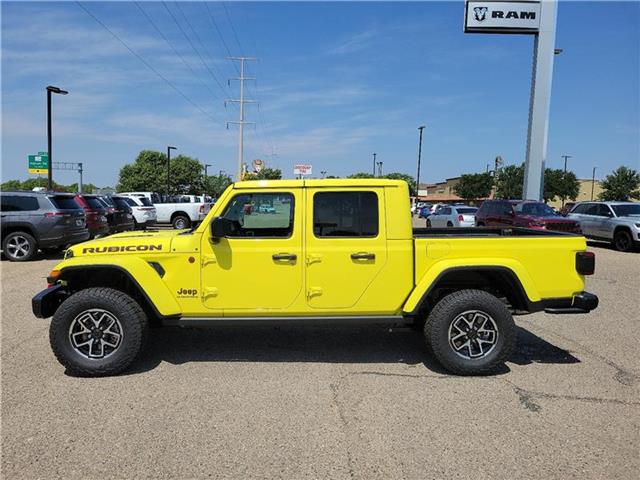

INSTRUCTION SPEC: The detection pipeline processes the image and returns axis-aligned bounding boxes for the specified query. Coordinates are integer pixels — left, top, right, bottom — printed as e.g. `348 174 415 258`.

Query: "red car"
475 200 581 233
74 194 109 238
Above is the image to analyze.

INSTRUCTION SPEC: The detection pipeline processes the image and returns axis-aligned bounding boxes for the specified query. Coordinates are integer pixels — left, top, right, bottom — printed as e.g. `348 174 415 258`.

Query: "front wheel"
424 289 516 375
613 230 633 252
49 288 148 376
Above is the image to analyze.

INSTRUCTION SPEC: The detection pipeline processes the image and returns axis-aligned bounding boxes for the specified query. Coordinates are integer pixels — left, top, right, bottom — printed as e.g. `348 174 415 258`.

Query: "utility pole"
416 125 426 198
78 162 83 193
227 57 257 181
591 167 597 200
167 146 176 196
562 155 572 172
372 153 377 176
46 86 68 190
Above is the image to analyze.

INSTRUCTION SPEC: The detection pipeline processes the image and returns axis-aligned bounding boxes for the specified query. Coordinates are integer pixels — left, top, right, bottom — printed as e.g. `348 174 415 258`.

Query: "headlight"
635 223 640 228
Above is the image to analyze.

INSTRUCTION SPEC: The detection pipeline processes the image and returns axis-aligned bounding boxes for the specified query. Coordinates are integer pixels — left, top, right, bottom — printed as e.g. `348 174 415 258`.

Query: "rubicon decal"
82 245 163 254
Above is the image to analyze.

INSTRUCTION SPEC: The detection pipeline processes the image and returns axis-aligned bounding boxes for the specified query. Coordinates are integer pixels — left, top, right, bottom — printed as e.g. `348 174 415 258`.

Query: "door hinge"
202 287 219 299
307 287 322 300
202 255 217 267
306 254 323 265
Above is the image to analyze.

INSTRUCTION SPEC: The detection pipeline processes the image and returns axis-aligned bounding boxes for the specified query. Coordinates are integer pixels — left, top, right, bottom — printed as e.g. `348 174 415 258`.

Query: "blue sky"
2 1 639 187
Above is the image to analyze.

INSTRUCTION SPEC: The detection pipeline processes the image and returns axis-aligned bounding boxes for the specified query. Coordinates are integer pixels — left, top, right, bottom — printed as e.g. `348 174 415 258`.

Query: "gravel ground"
1 234 639 479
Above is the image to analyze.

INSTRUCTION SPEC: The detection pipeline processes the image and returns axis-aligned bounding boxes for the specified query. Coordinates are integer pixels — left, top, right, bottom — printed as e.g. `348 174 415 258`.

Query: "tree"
494 164 524 199
116 150 205 194
347 172 375 179
383 172 417 196
244 167 282 180
1 179 23 190
599 166 640 201
204 173 233 197
454 173 493 201
543 169 579 203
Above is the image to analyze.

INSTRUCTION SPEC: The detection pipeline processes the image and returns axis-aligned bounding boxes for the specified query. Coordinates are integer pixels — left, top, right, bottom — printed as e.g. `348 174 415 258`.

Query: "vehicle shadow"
0 250 65 262
113 324 579 377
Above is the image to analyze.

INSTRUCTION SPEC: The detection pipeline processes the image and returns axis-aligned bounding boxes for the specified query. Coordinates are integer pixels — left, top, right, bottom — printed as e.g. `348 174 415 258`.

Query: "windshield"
85 197 106 210
49 195 82 210
514 202 557 217
457 208 477 214
612 204 640 217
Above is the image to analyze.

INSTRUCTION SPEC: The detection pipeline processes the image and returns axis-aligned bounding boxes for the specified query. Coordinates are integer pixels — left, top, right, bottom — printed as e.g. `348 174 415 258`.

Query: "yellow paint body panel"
51 179 588 319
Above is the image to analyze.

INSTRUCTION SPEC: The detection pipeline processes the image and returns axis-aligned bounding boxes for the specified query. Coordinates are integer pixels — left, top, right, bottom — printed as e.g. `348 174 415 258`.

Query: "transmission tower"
226 57 257 180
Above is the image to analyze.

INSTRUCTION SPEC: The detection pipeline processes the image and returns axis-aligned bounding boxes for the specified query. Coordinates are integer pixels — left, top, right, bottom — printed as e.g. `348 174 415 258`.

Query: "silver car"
426 205 478 228
567 201 640 252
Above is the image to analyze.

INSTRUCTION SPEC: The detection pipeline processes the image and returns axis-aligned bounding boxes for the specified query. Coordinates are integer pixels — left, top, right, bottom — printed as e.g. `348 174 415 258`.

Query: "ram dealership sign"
465 1 541 33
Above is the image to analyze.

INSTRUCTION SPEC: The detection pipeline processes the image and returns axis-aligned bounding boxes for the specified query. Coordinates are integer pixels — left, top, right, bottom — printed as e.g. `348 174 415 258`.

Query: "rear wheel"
446 221 454 227
424 289 516 375
613 230 633 252
172 215 190 229
476 222 485 227
3 231 37 261
426 219 432 228
49 288 148 376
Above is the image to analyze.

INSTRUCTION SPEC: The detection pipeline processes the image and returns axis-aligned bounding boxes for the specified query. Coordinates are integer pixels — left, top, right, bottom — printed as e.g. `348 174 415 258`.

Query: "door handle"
272 253 297 261
351 252 375 260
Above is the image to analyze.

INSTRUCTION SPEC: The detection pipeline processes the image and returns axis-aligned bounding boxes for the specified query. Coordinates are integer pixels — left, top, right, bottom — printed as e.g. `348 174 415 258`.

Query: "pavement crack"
329 381 356 479
503 379 640 410
348 370 448 380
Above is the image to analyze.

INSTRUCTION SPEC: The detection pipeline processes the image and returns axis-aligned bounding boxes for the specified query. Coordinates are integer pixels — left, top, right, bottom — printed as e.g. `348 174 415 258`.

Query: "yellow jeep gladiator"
33 179 598 376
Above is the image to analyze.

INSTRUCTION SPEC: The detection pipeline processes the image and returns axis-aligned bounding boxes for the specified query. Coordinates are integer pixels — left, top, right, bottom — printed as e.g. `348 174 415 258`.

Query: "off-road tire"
50 288 148 376
2 231 37 262
424 289 516 375
172 215 191 229
613 230 633 252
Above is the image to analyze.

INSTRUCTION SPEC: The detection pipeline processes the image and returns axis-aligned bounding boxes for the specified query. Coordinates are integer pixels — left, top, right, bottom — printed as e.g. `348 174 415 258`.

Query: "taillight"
458 215 464 222
44 212 69 218
576 251 595 275
199 205 205 213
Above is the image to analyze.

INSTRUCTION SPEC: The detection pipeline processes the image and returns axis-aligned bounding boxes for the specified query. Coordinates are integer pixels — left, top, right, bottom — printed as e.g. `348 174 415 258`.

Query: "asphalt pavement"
1 226 639 479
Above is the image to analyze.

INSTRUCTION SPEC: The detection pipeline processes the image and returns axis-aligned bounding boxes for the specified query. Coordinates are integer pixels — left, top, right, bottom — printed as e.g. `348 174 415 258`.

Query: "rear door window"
313 191 378 237
49 195 82 210
0 195 39 211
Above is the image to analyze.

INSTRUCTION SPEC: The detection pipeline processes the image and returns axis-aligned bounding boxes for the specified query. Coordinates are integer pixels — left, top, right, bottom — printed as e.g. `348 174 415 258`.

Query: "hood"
617 215 640 223
66 230 180 258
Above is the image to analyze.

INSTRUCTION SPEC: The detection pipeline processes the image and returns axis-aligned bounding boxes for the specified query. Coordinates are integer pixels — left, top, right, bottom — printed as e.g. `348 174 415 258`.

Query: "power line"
161 1 228 96
222 2 245 57
173 1 232 96
202 2 240 76
134 1 220 102
75 1 218 123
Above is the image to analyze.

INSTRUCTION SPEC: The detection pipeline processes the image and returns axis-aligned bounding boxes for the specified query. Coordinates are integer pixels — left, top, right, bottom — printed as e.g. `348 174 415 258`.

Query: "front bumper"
32 285 69 318
543 291 599 314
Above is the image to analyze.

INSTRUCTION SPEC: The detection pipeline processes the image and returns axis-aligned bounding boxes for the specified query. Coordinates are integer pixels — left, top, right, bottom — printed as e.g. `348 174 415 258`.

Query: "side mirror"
210 217 230 242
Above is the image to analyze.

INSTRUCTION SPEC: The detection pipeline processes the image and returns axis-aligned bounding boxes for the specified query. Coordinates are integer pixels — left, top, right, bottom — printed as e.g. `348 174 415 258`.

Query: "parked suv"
475 200 581 233
567 201 640 252
118 196 157 230
101 196 135 233
74 194 109 239
1 191 89 261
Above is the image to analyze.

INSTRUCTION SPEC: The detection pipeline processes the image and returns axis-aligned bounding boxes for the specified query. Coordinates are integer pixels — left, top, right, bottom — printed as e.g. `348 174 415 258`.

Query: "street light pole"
416 125 426 198
591 167 597 200
562 155 572 172
167 146 176 196
203 163 212 177
321 170 327 179
46 86 68 191
372 153 377 177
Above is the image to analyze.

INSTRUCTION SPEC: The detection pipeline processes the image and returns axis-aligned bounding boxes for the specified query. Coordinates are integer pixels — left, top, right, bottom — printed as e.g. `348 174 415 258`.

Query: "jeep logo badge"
473 6 488 21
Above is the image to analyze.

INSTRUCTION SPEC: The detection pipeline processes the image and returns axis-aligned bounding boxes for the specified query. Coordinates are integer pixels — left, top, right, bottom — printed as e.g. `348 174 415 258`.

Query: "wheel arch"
57 263 181 320
1 224 38 242
404 265 539 316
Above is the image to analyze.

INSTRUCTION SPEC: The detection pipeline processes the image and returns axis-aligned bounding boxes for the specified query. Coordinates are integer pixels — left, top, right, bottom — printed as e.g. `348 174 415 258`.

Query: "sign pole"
523 0 558 201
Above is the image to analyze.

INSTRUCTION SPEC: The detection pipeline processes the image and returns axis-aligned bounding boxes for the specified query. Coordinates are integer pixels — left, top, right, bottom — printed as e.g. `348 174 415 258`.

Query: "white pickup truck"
119 192 209 229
